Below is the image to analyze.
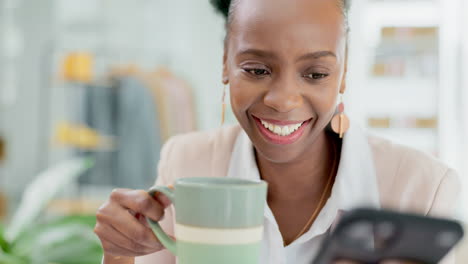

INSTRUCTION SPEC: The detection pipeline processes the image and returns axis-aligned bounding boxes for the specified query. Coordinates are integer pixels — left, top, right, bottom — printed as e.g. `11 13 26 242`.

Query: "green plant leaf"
6 157 95 242
33 224 102 264
0 251 28 264
11 215 102 264
0 223 11 253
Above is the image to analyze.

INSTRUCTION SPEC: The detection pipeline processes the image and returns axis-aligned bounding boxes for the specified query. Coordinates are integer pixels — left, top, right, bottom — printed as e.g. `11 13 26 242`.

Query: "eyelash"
243 68 329 81
303 73 330 80
244 68 271 77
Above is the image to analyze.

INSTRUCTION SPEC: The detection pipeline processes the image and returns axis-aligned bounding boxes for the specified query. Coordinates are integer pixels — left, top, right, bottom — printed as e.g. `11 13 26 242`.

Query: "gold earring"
221 84 227 126
331 92 350 138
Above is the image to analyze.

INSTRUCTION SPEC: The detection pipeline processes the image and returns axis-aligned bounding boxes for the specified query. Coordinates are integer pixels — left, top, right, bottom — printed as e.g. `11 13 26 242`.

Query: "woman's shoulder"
165 124 242 159
156 125 242 184
368 135 460 216
368 135 450 177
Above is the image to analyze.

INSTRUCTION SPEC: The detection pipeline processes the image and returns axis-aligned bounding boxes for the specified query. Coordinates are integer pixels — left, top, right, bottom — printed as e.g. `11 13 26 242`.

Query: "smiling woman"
93 1 461 264
223 0 347 167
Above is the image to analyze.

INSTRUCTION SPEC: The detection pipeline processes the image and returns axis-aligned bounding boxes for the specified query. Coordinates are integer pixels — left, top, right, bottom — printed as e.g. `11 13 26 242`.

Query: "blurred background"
0 0 467 263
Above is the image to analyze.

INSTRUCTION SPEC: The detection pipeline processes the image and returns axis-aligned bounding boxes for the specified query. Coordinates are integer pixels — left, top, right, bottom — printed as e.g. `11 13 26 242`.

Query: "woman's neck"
255 131 339 203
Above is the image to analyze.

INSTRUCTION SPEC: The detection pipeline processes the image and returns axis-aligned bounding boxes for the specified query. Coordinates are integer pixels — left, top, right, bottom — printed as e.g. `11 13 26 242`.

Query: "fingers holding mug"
95 188 169 259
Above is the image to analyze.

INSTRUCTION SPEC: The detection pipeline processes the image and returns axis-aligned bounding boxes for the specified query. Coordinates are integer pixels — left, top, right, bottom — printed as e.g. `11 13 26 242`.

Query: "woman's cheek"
229 80 258 113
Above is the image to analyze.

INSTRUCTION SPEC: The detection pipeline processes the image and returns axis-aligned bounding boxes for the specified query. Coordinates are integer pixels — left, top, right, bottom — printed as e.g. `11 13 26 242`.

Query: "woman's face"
224 0 348 163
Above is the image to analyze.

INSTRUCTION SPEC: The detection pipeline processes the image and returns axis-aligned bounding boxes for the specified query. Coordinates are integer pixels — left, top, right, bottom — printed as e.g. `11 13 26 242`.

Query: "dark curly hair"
210 0 350 32
210 0 231 18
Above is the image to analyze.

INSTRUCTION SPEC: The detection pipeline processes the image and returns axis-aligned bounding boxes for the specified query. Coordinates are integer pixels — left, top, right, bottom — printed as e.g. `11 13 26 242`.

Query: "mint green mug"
147 177 268 264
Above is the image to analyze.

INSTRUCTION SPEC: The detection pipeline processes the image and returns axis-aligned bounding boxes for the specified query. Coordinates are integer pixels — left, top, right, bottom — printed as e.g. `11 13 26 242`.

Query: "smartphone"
312 208 464 264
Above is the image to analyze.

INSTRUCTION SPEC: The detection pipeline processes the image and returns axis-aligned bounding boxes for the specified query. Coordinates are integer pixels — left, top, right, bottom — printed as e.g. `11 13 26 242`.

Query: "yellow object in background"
414 118 438 129
55 122 114 150
0 135 5 163
368 117 438 129
368 117 391 128
61 52 94 82
75 125 100 149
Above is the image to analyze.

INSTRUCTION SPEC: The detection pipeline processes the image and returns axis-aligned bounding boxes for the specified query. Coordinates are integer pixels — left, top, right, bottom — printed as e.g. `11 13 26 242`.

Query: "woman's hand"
94 188 172 258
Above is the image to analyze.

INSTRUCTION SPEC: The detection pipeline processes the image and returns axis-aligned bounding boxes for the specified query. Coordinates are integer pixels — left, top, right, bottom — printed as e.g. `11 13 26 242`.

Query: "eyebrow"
237 48 337 61
297 51 337 61
237 49 278 60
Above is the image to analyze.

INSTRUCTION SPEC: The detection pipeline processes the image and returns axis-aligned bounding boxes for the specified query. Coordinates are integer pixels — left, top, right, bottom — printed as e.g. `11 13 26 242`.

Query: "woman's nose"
263 79 303 113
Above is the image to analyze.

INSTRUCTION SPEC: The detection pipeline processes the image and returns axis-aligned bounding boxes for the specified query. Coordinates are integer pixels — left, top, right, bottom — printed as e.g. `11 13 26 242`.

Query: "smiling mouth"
252 115 312 145
259 119 306 136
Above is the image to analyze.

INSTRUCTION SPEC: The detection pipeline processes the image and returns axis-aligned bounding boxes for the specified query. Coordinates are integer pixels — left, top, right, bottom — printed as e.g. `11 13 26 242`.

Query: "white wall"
0 0 55 209
1 0 227 207
460 0 468 221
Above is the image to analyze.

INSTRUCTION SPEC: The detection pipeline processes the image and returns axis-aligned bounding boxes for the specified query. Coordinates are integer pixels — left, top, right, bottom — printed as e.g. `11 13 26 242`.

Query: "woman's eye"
245 68 270 76
304 73 329 80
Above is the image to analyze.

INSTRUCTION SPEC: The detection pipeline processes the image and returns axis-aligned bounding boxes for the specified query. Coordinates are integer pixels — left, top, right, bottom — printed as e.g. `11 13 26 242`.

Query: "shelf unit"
348 0 462 162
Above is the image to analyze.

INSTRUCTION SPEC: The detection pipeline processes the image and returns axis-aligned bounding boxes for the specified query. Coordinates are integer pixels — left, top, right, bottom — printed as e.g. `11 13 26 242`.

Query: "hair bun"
210 0 231 19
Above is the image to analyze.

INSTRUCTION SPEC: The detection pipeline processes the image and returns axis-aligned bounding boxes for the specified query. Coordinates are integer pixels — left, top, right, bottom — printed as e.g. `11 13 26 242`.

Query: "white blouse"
225 123 381 264
131 119 458 264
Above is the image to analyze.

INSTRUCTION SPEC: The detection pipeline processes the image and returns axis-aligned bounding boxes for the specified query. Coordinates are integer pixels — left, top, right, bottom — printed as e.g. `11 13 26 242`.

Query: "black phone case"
312 208 464 264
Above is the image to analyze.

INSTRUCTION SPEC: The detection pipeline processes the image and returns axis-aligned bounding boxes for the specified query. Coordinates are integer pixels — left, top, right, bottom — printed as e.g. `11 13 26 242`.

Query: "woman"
94 0 460 263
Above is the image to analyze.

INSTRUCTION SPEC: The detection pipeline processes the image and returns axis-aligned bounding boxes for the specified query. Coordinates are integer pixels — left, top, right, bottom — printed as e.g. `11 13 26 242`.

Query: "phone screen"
312 209 464 264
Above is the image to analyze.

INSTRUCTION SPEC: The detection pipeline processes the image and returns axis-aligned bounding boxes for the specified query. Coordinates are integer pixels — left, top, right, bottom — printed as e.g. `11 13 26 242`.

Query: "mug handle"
146 186 177 255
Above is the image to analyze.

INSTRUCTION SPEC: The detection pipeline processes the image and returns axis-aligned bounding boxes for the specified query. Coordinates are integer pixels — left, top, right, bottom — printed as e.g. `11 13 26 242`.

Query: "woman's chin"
255 146 305 164
250 132 314 164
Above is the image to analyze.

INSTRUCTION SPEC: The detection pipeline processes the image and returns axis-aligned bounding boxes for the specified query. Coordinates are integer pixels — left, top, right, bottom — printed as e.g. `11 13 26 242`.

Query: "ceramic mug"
146 177 268 264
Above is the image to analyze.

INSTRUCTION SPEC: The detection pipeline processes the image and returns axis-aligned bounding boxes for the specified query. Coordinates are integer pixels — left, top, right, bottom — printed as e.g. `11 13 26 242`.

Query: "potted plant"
0 157 103 264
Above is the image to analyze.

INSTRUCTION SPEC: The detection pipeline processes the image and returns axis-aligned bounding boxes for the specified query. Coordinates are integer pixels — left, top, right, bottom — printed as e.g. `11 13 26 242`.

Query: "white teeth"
274 126 282 134
259 119 304 137
292 123 301 131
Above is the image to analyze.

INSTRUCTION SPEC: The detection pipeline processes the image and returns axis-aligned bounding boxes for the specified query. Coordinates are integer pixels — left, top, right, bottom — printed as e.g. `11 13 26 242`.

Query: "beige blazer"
136 125 461 264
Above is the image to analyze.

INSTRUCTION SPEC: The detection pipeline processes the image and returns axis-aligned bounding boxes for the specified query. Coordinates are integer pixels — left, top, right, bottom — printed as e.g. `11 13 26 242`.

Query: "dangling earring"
331 92 350 138
221 83 227 126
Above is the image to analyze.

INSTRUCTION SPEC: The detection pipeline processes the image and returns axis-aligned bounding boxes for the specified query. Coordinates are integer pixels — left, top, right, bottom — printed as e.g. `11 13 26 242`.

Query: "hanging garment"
79 83 117 186
79 77 161 189
113 77 161 188
149 68 197 140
